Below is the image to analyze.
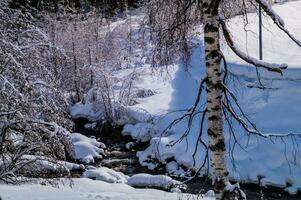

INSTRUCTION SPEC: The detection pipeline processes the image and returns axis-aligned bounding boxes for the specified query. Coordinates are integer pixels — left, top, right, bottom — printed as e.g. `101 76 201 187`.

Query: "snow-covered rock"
165 161 186 177
81 167 129 183
71 133 106 164
83 122 97 130
127 173 184 189
223 182 246 200
125 142 135 150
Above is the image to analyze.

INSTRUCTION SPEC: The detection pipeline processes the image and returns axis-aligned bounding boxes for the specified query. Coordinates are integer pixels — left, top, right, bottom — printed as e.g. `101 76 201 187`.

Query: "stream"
74 119 300 200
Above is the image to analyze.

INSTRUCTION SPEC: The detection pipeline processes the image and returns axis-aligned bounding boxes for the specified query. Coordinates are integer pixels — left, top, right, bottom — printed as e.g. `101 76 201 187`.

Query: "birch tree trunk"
203 1 229 199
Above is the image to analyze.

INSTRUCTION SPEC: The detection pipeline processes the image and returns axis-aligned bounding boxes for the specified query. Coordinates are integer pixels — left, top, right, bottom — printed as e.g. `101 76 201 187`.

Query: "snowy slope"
223 1 301 68
0 178 209 200
123 1 301 195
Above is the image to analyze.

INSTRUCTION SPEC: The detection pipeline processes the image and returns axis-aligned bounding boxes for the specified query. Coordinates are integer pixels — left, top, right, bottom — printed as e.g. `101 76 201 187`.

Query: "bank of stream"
73 119 300 200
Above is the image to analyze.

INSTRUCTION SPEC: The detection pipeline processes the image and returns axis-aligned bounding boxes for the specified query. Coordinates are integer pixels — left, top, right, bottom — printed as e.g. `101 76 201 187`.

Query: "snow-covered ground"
0 178 210 200
1 1 301 199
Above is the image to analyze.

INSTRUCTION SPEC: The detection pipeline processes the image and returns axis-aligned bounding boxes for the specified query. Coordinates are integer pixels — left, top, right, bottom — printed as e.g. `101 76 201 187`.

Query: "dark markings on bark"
210 139 226 151
205 37 216 44
204 24 219 33
208 115 219 121
206 50 220 59
213 58 222 64
216 94 223 99
212 105 221 111
208 128 218 137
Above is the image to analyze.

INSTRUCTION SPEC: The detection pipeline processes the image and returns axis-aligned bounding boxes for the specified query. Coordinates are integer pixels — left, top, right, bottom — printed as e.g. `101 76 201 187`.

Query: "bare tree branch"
220 20 287 74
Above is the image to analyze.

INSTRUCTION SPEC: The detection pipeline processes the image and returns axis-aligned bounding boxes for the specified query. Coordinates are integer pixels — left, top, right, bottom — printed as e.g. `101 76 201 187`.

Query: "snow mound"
81 167 129 183
127 173 185 190
122 123 155 142
71 133 106 164
70 102 152 126
69 103 105 122
125 106 153 123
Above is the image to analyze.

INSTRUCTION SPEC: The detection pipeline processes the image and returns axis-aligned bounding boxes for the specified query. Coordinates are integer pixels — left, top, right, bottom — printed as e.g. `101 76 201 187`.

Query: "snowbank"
71 133 106 164
82 167 129 183
0 178 207 200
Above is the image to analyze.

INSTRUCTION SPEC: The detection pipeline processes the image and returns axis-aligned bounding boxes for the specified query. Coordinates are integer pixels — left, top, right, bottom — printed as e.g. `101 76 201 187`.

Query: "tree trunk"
203 1 229 199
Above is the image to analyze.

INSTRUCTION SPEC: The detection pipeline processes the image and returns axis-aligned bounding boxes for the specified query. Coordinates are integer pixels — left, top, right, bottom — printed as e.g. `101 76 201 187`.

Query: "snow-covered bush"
0 0 74 182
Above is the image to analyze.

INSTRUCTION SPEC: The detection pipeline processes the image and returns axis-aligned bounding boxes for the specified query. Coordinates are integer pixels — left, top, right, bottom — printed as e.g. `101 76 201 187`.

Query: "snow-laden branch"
0 110 17 116
20 42 54 50
220 20 287 74
255 0 301 48
20 28 49 41
0 75 24 101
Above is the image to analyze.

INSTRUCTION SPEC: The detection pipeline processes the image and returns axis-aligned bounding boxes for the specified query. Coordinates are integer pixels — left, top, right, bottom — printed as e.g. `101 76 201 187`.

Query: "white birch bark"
202 1 229 199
